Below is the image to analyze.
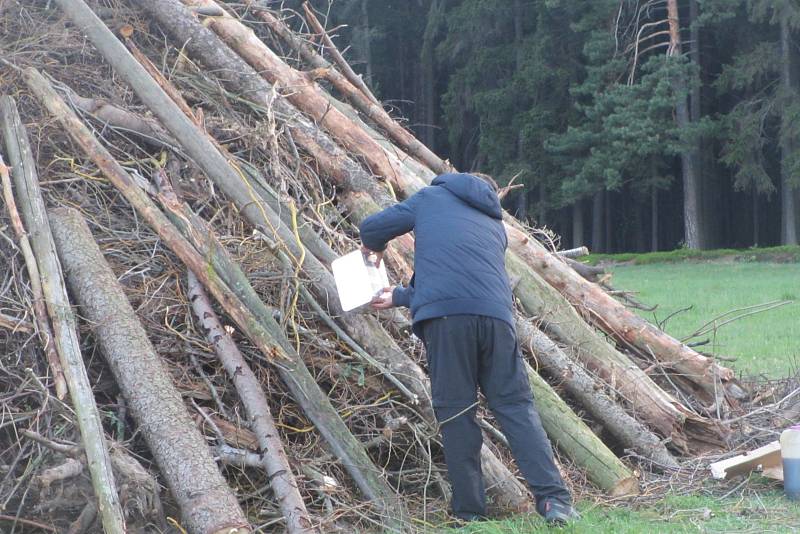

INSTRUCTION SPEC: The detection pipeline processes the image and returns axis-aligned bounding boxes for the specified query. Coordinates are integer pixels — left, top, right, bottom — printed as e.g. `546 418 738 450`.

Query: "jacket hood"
431 173 502 219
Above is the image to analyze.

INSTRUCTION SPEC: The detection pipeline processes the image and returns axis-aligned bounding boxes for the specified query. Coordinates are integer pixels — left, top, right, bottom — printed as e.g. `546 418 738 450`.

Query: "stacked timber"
0 1 751 532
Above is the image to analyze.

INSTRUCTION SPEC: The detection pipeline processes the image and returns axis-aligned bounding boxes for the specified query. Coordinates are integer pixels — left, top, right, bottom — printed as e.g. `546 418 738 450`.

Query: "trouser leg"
435 405 485 519
421 316 486 519
478 317 572 505
490 398 571 504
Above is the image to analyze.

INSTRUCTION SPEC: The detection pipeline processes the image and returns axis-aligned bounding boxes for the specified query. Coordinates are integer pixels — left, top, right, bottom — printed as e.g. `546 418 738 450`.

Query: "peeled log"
49 207 249 534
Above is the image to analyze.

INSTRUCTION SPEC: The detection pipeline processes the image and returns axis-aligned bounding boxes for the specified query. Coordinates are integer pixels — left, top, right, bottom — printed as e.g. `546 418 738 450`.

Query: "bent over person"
359 172 578 524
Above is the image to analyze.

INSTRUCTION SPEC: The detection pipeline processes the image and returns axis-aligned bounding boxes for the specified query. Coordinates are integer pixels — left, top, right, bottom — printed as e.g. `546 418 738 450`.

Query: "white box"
332 249 390 312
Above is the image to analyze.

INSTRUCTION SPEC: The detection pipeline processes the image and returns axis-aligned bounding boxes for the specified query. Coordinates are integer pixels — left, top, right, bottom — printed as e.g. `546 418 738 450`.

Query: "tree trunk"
572 200 584 248
651 186 659 251
419 0 441 150
780 16 798 245
359 0 373 88
48 207 249 534
667 0 704 249
0 96 126 534
24 62 403 521
753 184 760 247
592 190 604 253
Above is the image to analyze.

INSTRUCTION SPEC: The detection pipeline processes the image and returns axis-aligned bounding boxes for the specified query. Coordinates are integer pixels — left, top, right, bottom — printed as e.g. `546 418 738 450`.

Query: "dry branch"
48 206 249 534
0 155 66 397
187 270 316 534
0 96 125 534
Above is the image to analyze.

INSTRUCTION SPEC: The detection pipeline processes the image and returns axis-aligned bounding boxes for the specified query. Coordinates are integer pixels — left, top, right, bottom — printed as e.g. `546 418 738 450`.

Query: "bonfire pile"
0 1 788 532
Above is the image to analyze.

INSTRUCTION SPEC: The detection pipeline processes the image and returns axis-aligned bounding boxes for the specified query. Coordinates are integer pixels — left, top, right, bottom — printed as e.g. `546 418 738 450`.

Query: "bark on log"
504 252 725 452
132 0 407 205
48 207 249 534
515 317 679 470
247 2 453 175
0 96 126 534
25 63 402 523
524 362 639 496
187 271 316 534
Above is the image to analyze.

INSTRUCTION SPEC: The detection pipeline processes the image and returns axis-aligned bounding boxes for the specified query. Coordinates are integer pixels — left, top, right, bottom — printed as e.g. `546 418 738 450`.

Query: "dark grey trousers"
421 315 570 519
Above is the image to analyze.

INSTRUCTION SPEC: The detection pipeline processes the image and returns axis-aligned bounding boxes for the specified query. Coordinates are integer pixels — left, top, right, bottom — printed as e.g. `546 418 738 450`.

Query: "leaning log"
515 317 679 470
25 62 403 523
0 154 67 399
187 271 316 534
48 207 249 534
0 96 126 534
504 221 743 405
245 2 453 175
524 362 639 496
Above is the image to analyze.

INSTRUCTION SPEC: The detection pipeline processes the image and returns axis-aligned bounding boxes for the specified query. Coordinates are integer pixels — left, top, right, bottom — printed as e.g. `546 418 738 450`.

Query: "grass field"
440 256 800 533
609 261 800 378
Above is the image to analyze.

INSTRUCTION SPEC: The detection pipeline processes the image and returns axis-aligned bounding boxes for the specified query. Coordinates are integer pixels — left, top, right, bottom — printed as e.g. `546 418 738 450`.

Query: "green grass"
437 488 800 533
609 261 800 378
585 245 800 266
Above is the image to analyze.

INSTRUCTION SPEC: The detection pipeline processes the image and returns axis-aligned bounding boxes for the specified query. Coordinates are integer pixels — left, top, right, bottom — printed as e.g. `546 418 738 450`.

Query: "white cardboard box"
332 249 390 312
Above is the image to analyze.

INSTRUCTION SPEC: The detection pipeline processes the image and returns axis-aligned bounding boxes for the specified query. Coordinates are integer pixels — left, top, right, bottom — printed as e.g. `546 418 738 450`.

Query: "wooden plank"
709 441 783 481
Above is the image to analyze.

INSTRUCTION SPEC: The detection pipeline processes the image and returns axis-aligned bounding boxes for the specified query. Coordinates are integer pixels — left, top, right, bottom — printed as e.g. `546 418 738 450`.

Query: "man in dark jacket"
359 173 577 524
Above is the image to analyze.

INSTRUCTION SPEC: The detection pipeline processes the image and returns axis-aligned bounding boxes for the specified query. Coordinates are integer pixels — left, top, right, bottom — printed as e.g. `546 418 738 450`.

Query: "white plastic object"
331 249 390 312
781 425 800 500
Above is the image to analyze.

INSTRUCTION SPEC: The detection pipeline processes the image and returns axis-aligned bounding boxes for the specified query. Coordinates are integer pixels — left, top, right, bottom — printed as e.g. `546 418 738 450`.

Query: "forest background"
298 0 800 253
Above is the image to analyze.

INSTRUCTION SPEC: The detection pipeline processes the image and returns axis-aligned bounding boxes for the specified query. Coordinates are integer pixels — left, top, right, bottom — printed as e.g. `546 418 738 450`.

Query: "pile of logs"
0 1 749 532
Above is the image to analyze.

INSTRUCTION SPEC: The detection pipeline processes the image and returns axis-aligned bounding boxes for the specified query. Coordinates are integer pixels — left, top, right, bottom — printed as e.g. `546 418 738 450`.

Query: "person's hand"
361 244 384 268
370 287 395 310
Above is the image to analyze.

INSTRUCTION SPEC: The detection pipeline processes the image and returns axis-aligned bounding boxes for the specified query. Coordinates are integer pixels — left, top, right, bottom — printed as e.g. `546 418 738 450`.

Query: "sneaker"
538 499 580 526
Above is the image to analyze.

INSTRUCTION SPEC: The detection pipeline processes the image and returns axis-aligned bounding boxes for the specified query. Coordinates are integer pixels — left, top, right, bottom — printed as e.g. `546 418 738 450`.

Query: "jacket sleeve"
359 192 420 252
392 275 415 308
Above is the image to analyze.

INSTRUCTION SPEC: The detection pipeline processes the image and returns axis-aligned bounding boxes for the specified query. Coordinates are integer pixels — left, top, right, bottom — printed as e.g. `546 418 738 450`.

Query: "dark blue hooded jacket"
359 173 514 335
